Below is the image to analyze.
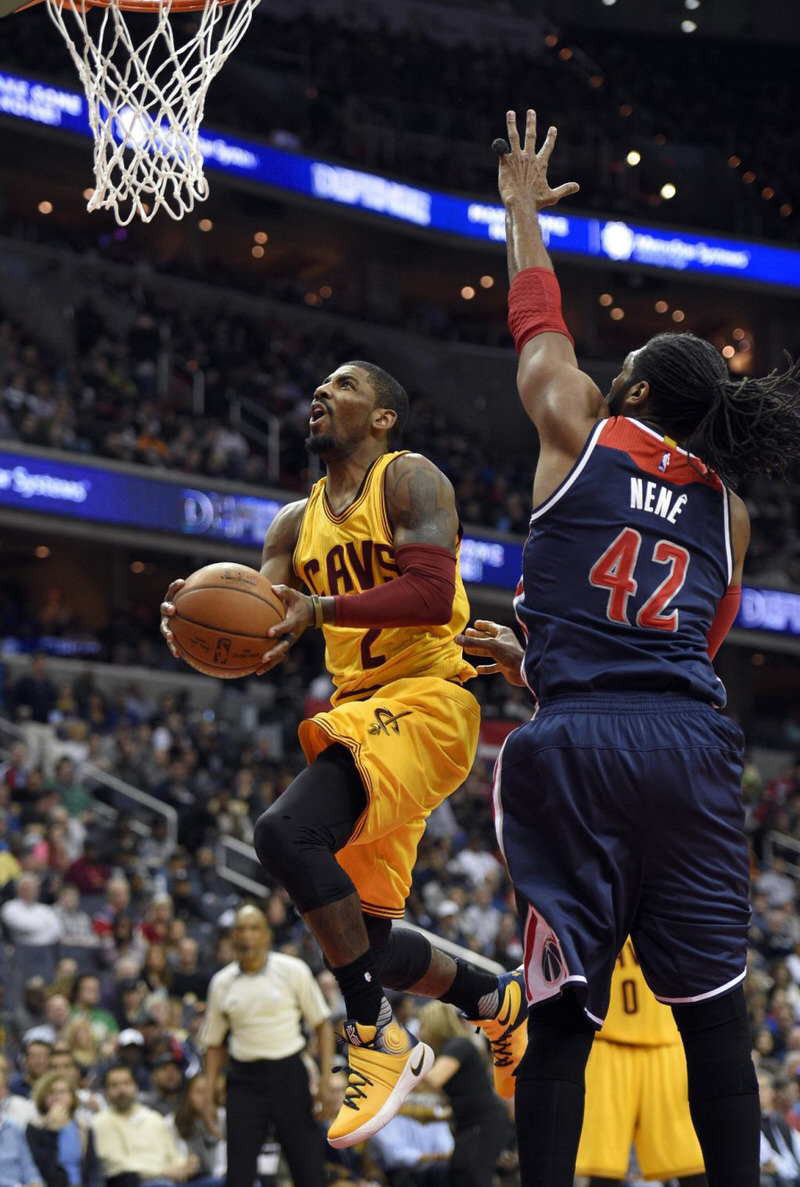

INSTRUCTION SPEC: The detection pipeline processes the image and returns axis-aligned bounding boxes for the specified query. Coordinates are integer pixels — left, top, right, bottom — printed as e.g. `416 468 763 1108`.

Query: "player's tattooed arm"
260 498 306 590
385 453 460 553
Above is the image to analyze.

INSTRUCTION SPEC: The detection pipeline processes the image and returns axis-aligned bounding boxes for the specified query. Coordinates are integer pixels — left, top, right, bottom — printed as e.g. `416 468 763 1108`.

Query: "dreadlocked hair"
630 332 800 487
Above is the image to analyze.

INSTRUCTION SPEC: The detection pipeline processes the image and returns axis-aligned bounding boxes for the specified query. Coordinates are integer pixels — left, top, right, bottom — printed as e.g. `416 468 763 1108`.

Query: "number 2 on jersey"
589 527 690 632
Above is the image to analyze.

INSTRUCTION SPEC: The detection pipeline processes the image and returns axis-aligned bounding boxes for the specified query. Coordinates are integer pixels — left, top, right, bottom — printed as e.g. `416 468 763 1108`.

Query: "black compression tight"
672 987 759 1187
253 744 365 914
513 993 596 1187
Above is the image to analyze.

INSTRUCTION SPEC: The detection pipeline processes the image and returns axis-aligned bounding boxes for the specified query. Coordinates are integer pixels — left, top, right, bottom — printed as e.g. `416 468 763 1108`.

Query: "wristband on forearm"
310 593 324 628
508 266 575 354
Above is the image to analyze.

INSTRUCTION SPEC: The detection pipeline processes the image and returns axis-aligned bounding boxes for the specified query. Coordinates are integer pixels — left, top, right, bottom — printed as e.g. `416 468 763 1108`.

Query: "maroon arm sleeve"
707 585 741 659
333 543 456 628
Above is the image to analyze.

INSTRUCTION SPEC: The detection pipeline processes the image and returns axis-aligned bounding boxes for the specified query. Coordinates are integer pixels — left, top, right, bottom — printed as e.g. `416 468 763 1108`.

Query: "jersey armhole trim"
530 419 607 523
722 486 734 586
290 494 313 584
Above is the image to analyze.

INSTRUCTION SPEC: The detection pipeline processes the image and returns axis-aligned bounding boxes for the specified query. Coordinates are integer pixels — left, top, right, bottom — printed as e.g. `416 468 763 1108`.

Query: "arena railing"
214 833 505 974
229 394 282 485
763 830 800 879
0 714 178 850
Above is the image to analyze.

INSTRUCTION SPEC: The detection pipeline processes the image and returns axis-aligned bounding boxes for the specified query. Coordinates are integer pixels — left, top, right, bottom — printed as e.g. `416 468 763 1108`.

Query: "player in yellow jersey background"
162 359 527 1156
576 939 708 1186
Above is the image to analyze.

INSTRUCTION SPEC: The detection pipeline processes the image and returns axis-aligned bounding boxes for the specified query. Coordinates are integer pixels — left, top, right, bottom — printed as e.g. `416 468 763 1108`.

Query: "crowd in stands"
0 637 798 1182
0 643 525 1185
0 293 534 530
1 287 799 590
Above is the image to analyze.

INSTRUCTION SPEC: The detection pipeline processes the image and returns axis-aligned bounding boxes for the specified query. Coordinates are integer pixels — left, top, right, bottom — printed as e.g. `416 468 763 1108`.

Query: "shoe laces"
343 1066 374 1112
485 1025 515 1068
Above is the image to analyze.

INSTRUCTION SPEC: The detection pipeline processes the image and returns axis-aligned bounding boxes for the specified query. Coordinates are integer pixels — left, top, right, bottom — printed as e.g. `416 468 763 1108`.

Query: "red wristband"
706 585 741 659
508 266 574 354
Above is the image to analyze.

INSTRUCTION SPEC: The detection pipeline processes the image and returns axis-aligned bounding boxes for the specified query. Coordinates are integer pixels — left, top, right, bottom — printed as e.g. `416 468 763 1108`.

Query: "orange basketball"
170 562 285 678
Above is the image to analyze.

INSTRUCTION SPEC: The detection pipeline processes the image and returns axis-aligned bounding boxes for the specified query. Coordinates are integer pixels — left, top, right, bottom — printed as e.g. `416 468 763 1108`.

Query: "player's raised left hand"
256 585 313 674
456 619 526 686
497 109 580 212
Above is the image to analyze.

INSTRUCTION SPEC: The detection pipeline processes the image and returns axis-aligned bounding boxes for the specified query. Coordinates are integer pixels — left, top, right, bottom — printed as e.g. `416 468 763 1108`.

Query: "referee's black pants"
226 1054 326 1187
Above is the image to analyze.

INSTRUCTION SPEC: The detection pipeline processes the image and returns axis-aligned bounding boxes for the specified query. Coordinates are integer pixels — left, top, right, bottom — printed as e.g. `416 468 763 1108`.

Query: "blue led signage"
2 67 800 290
0 450 795 630
0 450 518 588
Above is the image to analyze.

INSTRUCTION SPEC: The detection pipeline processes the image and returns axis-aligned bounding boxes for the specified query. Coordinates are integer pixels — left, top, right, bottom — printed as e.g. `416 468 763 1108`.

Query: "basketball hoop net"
44 0 259 224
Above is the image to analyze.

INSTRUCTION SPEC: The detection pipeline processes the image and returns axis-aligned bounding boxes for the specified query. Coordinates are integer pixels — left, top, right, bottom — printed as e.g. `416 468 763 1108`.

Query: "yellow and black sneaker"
327 1018 434 1149
468 967 527 1099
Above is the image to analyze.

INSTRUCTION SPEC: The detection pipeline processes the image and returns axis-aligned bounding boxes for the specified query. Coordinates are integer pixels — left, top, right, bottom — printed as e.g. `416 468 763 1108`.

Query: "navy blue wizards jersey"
516 416 733 706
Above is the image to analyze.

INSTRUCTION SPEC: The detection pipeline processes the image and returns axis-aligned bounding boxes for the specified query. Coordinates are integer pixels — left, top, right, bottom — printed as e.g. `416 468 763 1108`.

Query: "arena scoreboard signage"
0 448 797 635
2 66 800 291
0 449 520 589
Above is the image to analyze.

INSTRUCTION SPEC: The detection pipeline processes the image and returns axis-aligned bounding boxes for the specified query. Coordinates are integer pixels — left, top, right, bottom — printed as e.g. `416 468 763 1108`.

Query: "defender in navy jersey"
457 111 800 1187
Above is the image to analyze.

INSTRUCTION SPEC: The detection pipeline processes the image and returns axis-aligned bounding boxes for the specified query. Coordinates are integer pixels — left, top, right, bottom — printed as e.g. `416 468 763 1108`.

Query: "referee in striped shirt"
201 904 334 1187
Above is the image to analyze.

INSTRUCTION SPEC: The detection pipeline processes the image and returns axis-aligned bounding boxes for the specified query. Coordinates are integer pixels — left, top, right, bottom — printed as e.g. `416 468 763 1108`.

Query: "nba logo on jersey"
657 450 671 473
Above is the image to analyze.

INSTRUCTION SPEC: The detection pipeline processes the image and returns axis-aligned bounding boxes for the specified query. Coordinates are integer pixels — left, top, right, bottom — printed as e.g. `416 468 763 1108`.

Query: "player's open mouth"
309 401 329 426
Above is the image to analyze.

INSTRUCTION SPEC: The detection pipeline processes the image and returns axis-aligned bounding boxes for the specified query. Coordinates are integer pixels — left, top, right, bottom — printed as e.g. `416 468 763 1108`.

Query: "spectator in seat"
142 1054 184 1118
167 1076 225 1187
53 886 98 950
40 996 72 1046
10 1039 53 1100
0 1111 42 1187
112 1030 151 1093
142 896 174 947
1 873 62 946
170 940 210 1003
101 915 146 973
92 877 132 939
759 1069 800 1185
0 1054 36 1129
64 839 109 896
9 654 57 726
61 1019 99 1082
47 1047 104 1123
26 1072 102 1187
46 758 95 823
460 882 502 956
71 975 119 1046
91 1064 201 1187
170 872 207 924
12 980 49 1051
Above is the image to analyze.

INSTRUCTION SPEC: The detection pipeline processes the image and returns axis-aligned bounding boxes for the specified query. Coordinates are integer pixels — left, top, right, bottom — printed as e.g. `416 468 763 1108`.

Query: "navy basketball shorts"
494 692 749 1026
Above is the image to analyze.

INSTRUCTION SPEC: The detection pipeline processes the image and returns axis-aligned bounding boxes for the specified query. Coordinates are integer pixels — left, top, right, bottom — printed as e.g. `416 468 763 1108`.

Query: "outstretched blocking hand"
497 109 580 212
455 619 526 686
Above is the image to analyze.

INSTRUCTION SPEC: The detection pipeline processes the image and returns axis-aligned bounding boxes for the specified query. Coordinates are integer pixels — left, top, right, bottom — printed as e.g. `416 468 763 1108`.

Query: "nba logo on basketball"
541 934 564 983
213 637 232 664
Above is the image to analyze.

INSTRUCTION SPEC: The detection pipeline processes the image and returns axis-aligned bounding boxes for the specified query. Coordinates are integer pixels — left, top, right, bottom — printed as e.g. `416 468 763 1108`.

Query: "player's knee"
672 987 757 1101
516 993 595 1086
253 806 302 878
374 925 433 990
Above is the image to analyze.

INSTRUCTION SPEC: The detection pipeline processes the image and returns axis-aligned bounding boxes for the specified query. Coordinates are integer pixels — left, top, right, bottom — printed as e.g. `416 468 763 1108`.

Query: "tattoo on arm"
386 455 459 551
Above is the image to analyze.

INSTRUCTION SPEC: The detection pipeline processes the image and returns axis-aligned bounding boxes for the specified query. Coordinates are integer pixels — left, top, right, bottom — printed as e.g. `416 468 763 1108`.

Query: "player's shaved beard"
305 431 336 455
606 381 633 417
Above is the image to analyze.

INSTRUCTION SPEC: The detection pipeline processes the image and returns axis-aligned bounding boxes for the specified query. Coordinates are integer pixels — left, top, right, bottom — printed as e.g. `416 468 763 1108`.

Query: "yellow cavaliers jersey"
600 939 681 1047
293 451 475 703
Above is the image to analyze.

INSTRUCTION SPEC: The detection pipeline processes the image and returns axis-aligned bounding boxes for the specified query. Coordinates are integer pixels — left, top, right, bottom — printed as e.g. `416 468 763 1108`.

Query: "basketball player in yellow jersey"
577 939 707 1187
161 360 527 1156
